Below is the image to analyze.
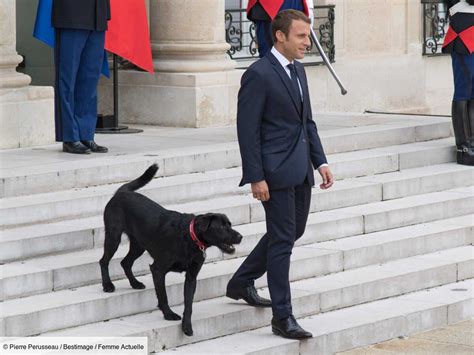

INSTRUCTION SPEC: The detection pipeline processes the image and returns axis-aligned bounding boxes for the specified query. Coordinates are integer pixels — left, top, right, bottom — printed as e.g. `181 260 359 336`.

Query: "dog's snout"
234 232 243 244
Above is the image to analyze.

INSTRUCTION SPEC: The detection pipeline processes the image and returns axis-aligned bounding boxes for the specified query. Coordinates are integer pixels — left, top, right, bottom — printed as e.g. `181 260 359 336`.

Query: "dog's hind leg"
99 227 122 293
150 262 181 321
121 236 146 290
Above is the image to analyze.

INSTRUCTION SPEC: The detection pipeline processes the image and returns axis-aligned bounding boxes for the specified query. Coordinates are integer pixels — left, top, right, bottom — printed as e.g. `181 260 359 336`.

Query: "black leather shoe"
272 315 312 339
62 141 91 154
226 285 272 307
81 140 108 153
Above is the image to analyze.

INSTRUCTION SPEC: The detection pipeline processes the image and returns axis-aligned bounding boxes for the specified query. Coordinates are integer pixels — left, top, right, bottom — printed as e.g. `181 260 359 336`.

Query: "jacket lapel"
266 52 302 117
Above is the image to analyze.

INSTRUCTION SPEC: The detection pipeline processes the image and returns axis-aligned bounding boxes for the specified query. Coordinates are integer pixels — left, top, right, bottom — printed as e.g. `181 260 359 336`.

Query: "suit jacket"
237 52 327 190
52 0 111 31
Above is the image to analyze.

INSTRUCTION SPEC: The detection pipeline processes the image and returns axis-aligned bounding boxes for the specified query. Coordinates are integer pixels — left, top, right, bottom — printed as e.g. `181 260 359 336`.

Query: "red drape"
247 0 309 20
105 0 154 73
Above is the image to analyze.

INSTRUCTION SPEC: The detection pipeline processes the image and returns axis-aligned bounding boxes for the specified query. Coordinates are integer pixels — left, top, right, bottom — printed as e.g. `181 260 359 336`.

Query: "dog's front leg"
149 262 181 321
182 260 204 336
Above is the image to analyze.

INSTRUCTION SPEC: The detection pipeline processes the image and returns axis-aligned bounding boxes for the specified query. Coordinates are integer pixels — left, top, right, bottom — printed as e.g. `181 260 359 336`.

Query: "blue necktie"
287 63 302 103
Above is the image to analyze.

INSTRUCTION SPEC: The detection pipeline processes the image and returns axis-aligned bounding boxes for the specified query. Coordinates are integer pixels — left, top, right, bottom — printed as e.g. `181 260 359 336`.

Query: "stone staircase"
0 114 472 354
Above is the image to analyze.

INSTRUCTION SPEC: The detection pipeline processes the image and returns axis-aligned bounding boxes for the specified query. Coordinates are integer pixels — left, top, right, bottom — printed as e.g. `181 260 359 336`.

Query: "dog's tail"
116 163 159 194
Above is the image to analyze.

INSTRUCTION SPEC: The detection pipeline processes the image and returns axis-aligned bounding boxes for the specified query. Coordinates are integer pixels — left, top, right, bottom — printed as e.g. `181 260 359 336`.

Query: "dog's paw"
130 280 146 290
164 312 182 321
182 322 193 336
102 282 115 293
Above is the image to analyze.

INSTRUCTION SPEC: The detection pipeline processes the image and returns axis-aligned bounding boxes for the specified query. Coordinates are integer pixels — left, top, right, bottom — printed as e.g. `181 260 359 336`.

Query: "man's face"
278 19 311 61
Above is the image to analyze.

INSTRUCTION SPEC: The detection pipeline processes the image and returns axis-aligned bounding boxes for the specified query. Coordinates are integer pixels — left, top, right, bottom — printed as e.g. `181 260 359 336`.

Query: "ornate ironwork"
312 6 335 62
225 5 336 65
422 0 449 56
225 10 258 59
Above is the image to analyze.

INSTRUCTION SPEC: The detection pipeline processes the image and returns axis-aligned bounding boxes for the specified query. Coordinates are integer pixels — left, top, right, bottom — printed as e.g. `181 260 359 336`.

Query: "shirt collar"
271 47 294 69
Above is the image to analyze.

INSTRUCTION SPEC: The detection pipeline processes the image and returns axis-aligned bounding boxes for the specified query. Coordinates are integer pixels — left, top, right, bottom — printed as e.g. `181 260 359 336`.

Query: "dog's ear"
197 214 214 232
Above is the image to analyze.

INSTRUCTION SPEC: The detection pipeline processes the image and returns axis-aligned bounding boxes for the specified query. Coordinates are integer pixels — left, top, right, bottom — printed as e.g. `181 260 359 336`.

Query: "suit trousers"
54 29 105 142
229 181 312 319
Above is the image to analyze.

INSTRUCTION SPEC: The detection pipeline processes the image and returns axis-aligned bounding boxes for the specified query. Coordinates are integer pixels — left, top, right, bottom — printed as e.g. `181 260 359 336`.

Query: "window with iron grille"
422 0 450 56
225 3 336 68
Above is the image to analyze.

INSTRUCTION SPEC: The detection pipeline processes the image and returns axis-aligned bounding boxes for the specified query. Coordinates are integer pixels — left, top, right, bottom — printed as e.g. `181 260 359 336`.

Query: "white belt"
450 1 474 16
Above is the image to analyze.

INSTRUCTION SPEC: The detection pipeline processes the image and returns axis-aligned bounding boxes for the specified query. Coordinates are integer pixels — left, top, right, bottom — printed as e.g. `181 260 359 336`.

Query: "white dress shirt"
271 46 303 99
450 0 474 16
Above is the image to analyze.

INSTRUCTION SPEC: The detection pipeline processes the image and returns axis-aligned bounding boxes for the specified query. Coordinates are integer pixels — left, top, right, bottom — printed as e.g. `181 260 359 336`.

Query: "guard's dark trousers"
451 52 474 166
54 29 105 142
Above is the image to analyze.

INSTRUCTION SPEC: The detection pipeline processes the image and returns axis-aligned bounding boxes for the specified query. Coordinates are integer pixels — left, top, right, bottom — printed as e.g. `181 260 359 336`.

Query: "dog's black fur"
99 164 242 336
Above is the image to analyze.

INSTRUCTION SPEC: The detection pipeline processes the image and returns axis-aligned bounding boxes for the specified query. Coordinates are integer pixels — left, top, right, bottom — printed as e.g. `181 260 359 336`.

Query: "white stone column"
0 0 54 149
150 0 236 73
99 0 241 127
406 0 422 54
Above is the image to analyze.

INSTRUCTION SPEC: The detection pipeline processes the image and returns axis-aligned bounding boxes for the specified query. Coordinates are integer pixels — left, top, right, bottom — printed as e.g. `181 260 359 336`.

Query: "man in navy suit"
226 10 334 339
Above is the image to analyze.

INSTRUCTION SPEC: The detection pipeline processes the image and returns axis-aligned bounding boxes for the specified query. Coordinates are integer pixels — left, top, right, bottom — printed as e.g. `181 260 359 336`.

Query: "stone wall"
307 0 452 115
1 0 54 149
11 0 453 138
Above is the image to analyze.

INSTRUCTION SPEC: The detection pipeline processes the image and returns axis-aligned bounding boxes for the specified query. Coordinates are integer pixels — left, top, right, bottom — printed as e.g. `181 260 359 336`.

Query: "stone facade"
3 0 454 148
99 0 240 128
307 0 452 115
0 0 54 149
98 0 453 128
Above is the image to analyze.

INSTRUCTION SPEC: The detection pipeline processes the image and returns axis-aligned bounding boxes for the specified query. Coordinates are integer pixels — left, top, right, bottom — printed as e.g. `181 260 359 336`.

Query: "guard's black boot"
451 100 474 166
63 141 91 154
81 140 108 153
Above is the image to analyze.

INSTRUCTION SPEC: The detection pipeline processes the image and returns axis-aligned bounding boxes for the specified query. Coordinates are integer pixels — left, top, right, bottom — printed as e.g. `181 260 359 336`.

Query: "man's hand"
318 166 334 190
251 180 270 201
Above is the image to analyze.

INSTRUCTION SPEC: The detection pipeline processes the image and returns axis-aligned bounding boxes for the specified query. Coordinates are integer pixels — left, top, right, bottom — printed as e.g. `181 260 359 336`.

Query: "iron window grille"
422 0 449 56
225 5 336 67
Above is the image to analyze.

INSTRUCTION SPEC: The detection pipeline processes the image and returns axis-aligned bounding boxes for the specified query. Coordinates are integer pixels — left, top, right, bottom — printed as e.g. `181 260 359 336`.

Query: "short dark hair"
271 9 311 43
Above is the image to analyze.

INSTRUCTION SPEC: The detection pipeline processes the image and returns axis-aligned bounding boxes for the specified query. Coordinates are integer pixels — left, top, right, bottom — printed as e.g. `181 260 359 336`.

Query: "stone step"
0 166 243 229
1 155 471 230
0 216 103 263
358 163 473 200
1 183 473 263
0 119 452 198
327 139 454 180
336 186 474 234
0 142 240 198
0 205 362 263
0 176 382 229
158 279 473 355
318 119 451 154
367 137 454 170
36 247 473 352
1 215 471 301
0 246 340 336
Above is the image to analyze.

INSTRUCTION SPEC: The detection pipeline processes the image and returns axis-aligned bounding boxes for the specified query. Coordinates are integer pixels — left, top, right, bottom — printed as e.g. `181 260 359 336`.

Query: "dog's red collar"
189 218 207 252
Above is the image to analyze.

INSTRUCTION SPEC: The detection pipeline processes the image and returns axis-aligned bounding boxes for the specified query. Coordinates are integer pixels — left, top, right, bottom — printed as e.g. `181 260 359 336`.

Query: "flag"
105 0 154 73
33 0 55 46
33 0 109 77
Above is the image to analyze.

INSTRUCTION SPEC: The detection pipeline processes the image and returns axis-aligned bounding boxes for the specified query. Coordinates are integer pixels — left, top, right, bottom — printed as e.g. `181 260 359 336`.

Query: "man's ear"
275 30 286 43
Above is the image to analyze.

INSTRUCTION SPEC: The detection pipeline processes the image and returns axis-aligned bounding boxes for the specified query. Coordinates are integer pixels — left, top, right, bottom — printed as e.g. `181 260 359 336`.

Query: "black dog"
99 164 243 336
